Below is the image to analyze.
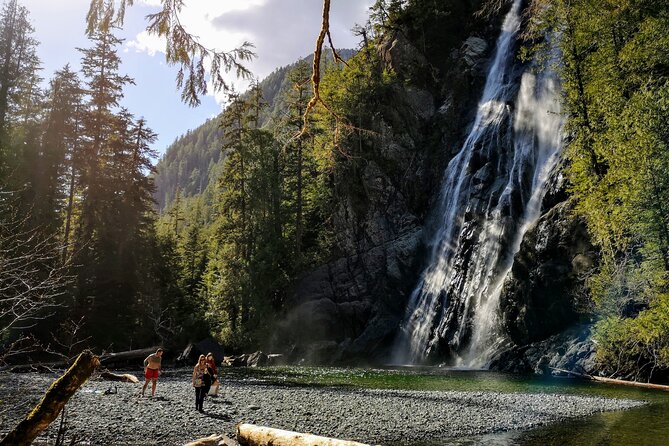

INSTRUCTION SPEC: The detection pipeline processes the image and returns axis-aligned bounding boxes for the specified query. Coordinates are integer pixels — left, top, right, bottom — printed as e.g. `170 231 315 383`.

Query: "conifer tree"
0 0 40 185
39 66 84 241
0 0 38 141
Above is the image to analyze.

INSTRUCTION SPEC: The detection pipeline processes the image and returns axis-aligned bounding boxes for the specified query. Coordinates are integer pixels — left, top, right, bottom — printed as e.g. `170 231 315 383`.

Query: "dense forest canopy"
1 0 669 384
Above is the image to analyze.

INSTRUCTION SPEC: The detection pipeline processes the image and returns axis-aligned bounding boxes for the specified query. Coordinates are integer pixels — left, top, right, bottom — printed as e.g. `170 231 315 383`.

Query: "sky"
21 0 373 155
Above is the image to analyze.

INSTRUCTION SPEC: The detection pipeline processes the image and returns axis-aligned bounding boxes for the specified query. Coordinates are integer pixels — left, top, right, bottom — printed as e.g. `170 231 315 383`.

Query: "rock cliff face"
489 195 598 374
278 3 593 368
276 7 508 363
500 198 595 346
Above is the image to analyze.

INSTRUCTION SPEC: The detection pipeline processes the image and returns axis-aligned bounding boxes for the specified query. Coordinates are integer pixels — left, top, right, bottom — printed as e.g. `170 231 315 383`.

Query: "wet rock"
462 37 488 69
500 200 595 346
491 325 597 376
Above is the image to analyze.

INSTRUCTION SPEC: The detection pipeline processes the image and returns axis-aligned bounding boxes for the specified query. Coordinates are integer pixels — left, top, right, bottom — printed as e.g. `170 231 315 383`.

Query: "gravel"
0 370 645 445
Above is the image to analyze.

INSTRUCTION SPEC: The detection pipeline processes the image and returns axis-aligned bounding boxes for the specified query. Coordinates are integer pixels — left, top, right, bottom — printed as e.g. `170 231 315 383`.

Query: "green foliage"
529 0 669 380
594 296 669 380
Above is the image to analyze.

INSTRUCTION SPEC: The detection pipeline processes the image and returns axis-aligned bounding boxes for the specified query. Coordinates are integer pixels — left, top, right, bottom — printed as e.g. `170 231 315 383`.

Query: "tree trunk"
551 367 669 391
0 350 100 446
99 370 139 383
98 346 161 367
237 424 371 446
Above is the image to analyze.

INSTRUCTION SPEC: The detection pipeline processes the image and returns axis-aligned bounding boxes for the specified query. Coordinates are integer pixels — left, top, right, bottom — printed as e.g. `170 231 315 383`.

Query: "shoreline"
0 370 645 445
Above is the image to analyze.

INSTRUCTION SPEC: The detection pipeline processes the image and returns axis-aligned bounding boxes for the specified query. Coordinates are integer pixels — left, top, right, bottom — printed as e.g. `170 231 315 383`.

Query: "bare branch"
87 0 256 106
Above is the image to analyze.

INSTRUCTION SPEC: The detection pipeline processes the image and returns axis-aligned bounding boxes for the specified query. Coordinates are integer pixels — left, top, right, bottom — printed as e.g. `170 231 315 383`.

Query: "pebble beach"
0 369 645 445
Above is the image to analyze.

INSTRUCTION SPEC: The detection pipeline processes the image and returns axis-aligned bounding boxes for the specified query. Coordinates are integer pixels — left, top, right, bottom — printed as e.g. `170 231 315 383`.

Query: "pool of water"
223 365 669 445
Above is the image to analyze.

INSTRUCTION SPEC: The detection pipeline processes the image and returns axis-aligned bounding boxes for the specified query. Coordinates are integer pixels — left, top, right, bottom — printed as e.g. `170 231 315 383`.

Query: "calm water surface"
226 366 669 446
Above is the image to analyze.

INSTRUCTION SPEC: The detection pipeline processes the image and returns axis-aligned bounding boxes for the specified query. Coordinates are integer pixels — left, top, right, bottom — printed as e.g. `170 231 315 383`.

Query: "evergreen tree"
527 0 669 380
39 65 84 241
0 0 38 146
71 31 162 348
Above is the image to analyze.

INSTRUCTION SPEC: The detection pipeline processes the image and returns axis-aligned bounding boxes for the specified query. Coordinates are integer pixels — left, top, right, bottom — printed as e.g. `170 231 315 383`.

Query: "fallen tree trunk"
0 350 100 446
100 370 139 383
99 346 160 367
184 434 240 446
236 424 372 446
550 367 669 391
589 374 669 391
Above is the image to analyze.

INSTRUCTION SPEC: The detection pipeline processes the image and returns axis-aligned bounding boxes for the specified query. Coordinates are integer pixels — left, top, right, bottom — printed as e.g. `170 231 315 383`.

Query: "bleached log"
551 367 669 391
236 424 371 446
590 374 669 391
100 370 140 383
0 350 100 446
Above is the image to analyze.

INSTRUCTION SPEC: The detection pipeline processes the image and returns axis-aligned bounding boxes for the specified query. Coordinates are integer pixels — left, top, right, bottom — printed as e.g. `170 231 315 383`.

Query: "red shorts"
145 368 159 380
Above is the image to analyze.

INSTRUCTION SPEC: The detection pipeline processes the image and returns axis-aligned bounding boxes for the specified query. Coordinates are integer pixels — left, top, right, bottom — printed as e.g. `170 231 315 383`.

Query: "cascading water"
393 0 564 368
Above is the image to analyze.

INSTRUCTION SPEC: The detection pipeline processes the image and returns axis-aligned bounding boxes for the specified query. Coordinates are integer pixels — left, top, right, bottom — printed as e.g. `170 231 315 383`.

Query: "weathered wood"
100 370 139 383
184 434 240 446
236 424 371 446
550 367 669 391
0 350 100 446
590 375 669 391
99 346 160 366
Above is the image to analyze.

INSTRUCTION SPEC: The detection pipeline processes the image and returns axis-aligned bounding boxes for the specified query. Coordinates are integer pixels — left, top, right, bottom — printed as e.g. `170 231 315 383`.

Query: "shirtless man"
142 348 163 397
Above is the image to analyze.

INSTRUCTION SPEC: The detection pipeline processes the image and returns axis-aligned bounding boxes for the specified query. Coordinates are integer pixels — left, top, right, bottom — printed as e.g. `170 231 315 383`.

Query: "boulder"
500 200 595 345
247 351 268 367
490 325 597 375
177 338 226 366
461 36 488 69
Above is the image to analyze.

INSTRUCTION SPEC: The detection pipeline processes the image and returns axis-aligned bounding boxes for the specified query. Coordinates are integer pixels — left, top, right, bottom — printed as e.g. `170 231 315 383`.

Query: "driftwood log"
551 367 669 391
100 370 140 383
236 424 371 446
0 350 100 446
99 346 160 367
184 434 240 446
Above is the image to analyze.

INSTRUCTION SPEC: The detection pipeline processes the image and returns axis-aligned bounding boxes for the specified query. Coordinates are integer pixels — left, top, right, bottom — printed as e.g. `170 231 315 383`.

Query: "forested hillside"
0 0 168 356
154 49 356 212
2 0 669 384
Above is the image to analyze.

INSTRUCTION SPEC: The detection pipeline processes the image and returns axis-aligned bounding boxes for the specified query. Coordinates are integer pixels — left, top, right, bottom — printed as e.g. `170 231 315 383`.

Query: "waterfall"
393 0 564 367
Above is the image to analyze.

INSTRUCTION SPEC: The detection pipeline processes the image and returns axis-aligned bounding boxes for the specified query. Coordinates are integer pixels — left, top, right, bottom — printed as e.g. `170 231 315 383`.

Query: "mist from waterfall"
393 0 564 368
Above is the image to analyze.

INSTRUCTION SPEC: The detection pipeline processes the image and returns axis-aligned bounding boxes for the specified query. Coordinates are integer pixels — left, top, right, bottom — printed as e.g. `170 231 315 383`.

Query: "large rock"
379 31 429 80
177 338 226 366
277 228 423 364
500 200 595 346
461 36 488 69
490 325 597 375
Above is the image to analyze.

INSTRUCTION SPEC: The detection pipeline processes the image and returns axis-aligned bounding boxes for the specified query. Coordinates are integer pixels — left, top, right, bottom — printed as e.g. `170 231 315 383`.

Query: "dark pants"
195 386 206 411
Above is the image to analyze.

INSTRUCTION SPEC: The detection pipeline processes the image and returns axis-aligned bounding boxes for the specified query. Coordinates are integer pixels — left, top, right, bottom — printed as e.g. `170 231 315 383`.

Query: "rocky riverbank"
0 369 644 445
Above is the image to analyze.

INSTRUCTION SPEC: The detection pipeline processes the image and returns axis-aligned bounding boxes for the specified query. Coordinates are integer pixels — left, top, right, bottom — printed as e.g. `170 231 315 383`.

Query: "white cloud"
127 0 373 105
126 30 165 56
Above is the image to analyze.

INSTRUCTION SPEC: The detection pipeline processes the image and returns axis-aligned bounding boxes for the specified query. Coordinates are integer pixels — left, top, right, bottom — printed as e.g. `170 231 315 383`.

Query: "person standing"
192 354 209 412
205 352 219 396
142 348 163 397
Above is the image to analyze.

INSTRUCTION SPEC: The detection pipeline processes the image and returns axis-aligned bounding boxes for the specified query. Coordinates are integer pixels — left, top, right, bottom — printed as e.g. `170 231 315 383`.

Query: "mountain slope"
154 49 355 212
